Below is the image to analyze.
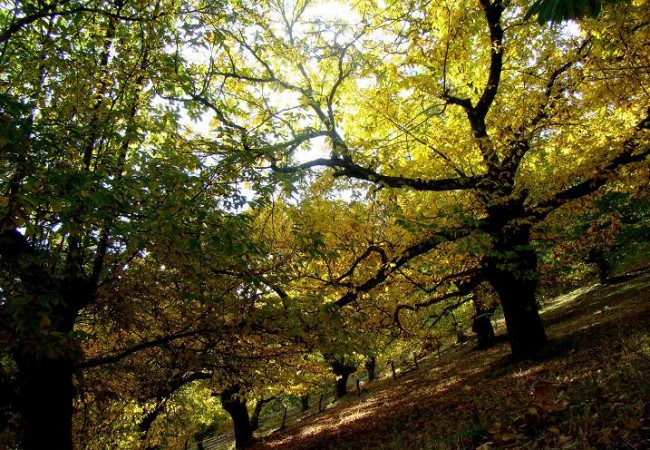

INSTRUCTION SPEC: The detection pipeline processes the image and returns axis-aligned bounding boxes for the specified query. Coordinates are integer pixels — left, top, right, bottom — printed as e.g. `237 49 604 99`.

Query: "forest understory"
248 268 650 450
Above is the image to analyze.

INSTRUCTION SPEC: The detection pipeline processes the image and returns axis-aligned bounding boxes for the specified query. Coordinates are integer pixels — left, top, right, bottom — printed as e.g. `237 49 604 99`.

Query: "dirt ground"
249 270 650 450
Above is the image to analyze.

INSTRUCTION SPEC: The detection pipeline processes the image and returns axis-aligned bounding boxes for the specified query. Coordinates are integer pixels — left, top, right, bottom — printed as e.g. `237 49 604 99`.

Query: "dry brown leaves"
250 272 650 450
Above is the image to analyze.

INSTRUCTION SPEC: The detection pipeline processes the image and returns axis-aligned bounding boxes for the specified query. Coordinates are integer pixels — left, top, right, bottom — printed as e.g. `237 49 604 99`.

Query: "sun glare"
304 1 360 22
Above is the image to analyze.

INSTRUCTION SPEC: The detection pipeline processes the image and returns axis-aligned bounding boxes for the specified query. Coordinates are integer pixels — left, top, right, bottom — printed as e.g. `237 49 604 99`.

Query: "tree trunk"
221 386 253 449
280 406 288 429
250 397 275 431
334 374 350 398
11 292 83 450
472 313 495 349
364 356 376 382
15 356 75 450
588 247 612 284
472 298 496 349
250 400 263 431
300 394 309 413
495 277 546 358
326 355 357 399
486 229 546 359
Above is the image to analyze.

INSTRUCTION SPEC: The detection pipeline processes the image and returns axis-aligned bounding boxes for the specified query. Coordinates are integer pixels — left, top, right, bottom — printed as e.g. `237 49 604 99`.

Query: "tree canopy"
1 0 648 448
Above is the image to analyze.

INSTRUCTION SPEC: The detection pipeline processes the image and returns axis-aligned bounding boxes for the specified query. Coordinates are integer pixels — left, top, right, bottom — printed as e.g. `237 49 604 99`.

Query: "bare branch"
397 267 482 295
423 295 474 330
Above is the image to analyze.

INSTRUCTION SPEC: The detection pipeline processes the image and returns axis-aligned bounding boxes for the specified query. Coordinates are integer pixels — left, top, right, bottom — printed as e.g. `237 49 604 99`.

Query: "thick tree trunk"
11 293 83 450
332 364 356 399
486 229 546 359
221 386 253 449
15 356 75 450
493 275 546 358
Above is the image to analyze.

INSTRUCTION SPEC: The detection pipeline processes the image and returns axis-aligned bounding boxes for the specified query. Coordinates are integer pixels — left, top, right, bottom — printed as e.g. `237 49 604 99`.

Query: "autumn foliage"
0 0 649 449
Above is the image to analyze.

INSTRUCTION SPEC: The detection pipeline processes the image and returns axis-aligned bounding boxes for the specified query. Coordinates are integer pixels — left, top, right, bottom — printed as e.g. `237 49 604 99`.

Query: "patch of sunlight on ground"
600 278 650 298
542 284 600 312
437 375 460 392
295 405 376 439
335 407 375 426
508 365 545 380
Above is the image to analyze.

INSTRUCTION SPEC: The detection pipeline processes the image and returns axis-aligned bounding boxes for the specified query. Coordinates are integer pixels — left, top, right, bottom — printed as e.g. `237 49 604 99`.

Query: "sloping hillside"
249 271 650 450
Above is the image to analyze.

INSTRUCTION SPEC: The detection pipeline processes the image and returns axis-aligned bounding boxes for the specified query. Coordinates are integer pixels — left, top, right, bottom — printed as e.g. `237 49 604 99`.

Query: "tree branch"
443 1 504 167
0 2 170 44
529 107 650 220
0 228 58 291
423 295 475 330
333 227 472 308
336 245 388 283
272 156 484 191
475 0 504 119
393 271 483 329
397 267 482 295
78 328 224 369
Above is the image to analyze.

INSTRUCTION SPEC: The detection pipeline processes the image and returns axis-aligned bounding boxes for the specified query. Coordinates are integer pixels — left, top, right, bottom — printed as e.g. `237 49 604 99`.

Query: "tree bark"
221 386 253 449
364 356 376 382
494 275 546 359
472 298 496 349
9 288 85 450
15 355 75 450
472 313 495 349
250 397 275 431
588 247 612 284
250 400 263 431
334 374 350 398
486 228 546 359
330 360 356 399
300 394 309 413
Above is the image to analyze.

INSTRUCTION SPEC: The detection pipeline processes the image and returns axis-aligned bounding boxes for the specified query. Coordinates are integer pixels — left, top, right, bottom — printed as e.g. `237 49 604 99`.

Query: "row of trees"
1 0 648 448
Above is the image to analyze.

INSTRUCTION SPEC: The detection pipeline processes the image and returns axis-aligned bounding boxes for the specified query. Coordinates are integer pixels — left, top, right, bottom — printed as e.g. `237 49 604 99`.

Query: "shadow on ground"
249 272 650 450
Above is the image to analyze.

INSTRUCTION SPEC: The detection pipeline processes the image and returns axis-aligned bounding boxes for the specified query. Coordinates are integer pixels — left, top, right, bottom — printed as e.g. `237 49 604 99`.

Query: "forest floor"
248 268 650 450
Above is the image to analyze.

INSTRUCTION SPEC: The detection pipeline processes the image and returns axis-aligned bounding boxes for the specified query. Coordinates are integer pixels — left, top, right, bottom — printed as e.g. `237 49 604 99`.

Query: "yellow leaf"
624 419 642 430
547 426 561 436
557 435 573 447
499 431 516 442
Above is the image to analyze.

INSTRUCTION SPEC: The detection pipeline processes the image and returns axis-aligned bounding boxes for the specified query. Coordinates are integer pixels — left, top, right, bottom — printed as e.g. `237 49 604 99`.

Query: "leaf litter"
250 271 650 449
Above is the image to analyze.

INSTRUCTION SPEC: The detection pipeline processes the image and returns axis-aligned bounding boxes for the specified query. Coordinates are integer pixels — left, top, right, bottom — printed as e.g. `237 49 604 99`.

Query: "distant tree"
221 385 254 449
326 354 358 399
539 188 650 289
365 356 377 382
251 397 276 431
